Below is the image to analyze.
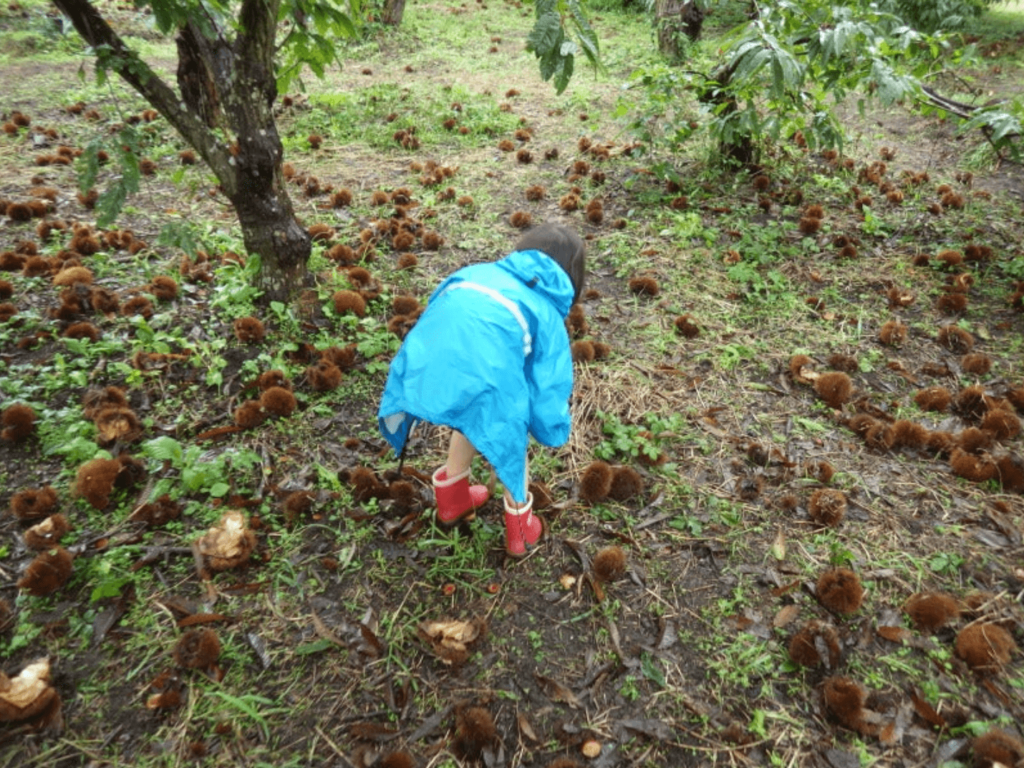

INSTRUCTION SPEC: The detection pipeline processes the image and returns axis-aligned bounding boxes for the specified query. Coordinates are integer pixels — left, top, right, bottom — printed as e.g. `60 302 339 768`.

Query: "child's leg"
446 430 477 478
433 430 489 525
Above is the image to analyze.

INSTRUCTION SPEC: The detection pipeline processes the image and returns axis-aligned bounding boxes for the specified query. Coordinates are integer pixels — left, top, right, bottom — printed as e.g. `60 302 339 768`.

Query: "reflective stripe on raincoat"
377 248 575 503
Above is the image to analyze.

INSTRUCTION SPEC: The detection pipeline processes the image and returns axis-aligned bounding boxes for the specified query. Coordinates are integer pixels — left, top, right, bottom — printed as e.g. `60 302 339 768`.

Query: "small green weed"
142 436 262 500
594 410 685 463
705 633 777 692
928 551 965 576
413 523 499 592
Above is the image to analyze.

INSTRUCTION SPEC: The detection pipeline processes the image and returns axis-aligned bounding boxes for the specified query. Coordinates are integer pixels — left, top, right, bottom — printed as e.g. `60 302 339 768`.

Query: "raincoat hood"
492 249 575 319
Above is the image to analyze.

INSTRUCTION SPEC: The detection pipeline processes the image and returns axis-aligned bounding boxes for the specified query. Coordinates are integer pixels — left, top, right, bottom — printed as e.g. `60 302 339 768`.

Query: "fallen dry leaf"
770 528 787 561
615 717 674 741
360 623 384 658
877 626 912 644
909 687 946 728
517 711 539 742
773 604 801 628
535 673 580 708
879 720 897 745
417 618 486 665
310 608 346 648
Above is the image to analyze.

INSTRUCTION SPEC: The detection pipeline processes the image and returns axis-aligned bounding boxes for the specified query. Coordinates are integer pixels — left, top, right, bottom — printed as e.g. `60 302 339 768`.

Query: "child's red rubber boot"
504 493 544 558
433 466 489 526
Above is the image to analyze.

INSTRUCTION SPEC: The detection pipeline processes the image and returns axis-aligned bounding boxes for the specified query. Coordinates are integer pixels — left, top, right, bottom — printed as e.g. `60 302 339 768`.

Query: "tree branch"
918 85 1019 157
51 0 232 177
919 84 987 119
238 0 281 87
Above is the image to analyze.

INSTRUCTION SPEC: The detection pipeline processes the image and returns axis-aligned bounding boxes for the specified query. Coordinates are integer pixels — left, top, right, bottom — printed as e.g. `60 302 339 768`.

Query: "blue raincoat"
378 249 575 503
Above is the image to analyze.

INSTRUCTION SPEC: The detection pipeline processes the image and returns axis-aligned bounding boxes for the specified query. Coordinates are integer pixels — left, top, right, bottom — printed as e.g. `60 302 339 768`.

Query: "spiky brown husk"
914 386 951 412
592 546 627 583
904 592 959 633
452 706 497 761
579 461 613 504
332 290 365 317
174 629 221 670
260 386 297 417
10 486 58 521
822 676 866 731
1 404 36 442
607 466 643 501
955 623 1016 673
234 401 266 429
17 546 74 596
788 620 841 668
306 361 343 392
972 729 1024 768
73 457 120 509
817 568 864 614
808 488 846 527
233 317 265 343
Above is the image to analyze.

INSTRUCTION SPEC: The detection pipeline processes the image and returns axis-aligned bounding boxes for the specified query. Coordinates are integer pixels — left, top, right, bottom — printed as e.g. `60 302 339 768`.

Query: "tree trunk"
681 2 705 42
381 0 406 26
51 0 311 307
656 0 704 59
197 0 313 304
699 63 756 168
233 181 311 301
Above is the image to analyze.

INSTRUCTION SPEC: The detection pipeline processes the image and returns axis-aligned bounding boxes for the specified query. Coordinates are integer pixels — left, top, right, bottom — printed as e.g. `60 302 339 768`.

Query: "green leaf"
143 0 190 34
157 220 200 259
275 0 359 92
535 0 557 19
182 467 203 492
554 52 575 95
46 435 100 462
568 0 600 68
527 12 562 56
209 482 230 498
143 436 185 464
294 638 335 655
77 139 104 193
792 416 828 433
538 42 562 82
95 183 129 230
91 576 130 603
750 709 768 738
640 652 666 688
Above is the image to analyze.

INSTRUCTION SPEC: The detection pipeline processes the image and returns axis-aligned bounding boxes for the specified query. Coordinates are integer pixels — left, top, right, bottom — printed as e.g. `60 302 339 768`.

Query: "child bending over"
378 222 585 556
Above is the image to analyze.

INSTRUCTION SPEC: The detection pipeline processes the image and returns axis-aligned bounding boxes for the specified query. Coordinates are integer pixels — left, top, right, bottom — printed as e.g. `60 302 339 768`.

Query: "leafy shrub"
618 0 933 163
888 0 992 32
